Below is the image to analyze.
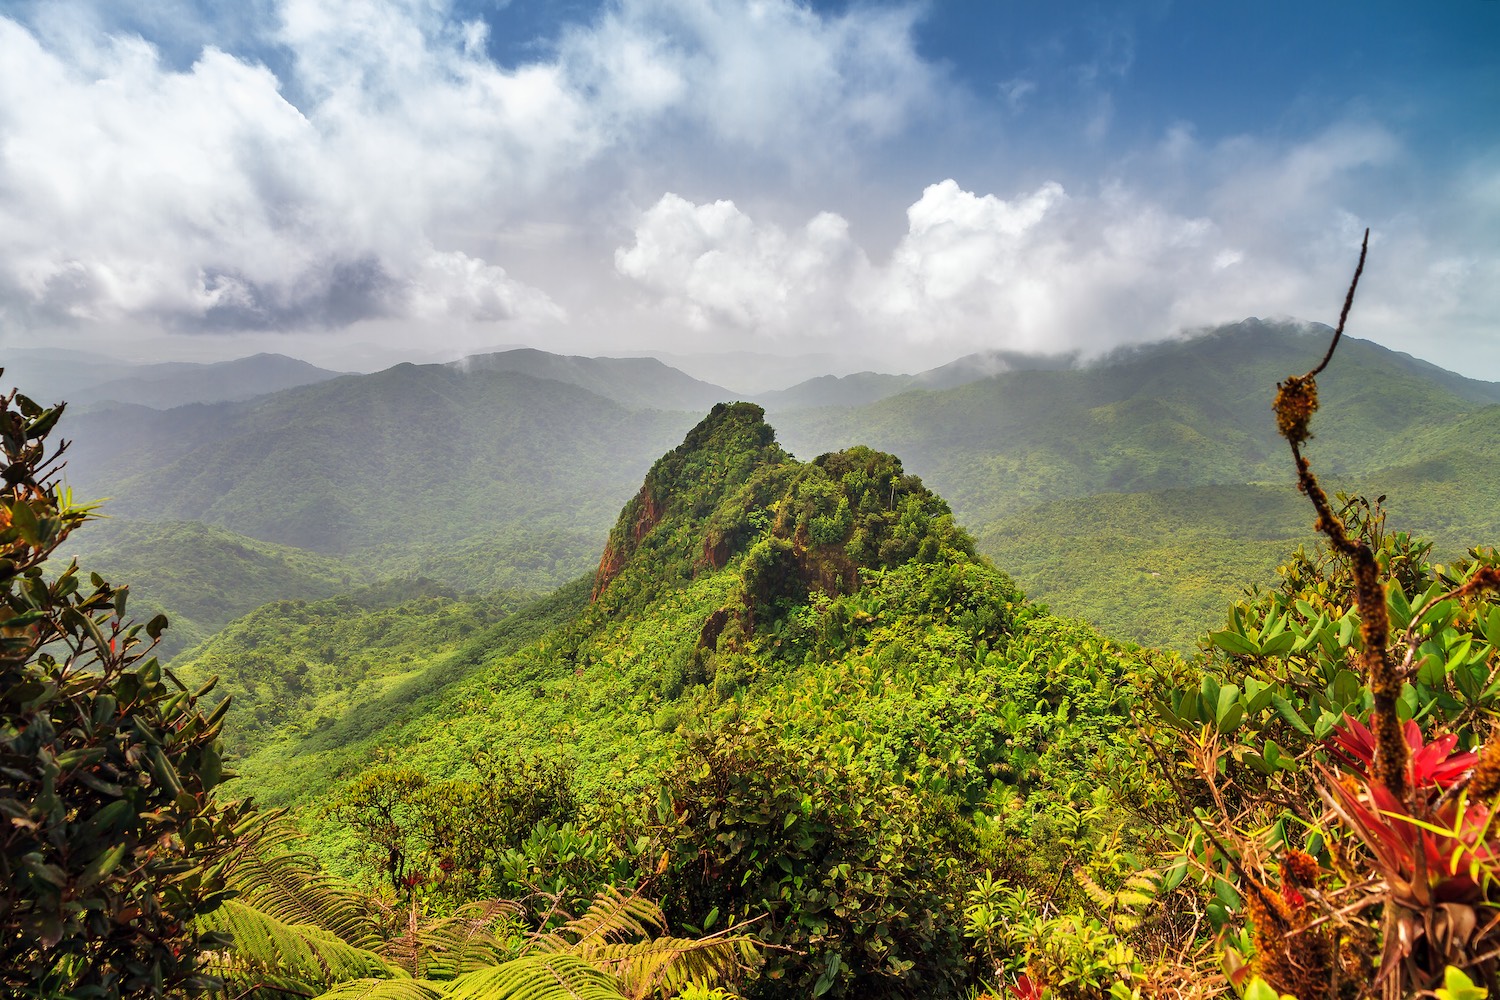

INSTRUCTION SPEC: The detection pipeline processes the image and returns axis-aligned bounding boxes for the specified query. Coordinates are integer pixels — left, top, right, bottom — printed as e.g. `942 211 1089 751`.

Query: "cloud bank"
0 0 1495 376
615 123 1500 365
0 0 936 336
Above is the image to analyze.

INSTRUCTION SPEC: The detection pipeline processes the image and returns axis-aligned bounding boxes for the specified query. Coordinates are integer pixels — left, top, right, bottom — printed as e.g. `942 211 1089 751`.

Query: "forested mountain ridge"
62 364 703 583
770 319 1500 526
3 349 344 409
16 330 1500 998
175 399 1148 997
58 519 354 658
753 346 1076 410
453 347 734 411
50 318 1500 656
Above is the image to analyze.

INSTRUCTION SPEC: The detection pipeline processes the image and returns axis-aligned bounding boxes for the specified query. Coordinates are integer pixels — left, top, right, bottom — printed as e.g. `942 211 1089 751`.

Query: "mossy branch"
1271 230 1413 807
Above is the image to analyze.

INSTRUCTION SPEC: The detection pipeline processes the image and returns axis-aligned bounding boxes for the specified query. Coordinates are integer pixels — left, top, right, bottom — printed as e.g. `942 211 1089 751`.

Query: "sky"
0 0 1497 376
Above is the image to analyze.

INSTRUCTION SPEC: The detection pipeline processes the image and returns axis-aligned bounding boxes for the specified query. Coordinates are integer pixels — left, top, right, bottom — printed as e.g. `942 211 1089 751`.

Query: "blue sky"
0 0 1496 376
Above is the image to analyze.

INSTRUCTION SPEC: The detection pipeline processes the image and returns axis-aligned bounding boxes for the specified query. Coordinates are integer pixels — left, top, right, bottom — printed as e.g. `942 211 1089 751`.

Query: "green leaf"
1243 677 1276 716
1270 694 1313 736
1436 965 1488 1000
1330 669 1361 709
8 500 40 545
78 842 128 890
1245 976 1294 1000
1387 580 1412 631
1215 684 1240 727
812 952 842 996
23 405 64 441
1209 629 1260 657
1485 607 1500 645
1216 703 1245 734
1258 631 1297 657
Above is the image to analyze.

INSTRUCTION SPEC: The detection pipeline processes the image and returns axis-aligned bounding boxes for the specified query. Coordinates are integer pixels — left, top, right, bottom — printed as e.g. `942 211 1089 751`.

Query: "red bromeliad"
1313 715 1500 987
1326 713 1477 794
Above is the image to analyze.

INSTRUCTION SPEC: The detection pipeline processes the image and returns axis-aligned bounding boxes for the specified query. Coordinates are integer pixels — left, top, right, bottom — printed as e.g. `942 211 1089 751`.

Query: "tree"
0 377 250 998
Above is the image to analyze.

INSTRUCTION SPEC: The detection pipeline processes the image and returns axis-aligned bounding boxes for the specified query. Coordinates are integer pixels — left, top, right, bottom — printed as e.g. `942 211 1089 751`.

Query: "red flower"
1325 771 1500 905
1326 713 1476 791
1010 974 1043 1000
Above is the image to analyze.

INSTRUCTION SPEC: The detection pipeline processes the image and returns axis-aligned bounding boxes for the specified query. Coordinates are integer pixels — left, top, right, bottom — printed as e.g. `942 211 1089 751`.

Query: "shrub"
0 381 249 997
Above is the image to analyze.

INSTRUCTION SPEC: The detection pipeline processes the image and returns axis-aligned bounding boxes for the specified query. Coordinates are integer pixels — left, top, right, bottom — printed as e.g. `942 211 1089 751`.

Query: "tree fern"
524 888 757 999
384 898 525 980
585 933 761 1000
528 887 662 955
315 979 446 1000
442 955 628 999
1072 866 1161 934
196 897 396 996
221 813 386 950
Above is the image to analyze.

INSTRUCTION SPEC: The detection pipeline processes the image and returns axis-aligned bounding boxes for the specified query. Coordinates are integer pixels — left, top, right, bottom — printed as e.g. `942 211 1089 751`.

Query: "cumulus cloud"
559 0 936 150
0 0 938 336
615 179 1219 353
614 194 865 332
614 123 1500 363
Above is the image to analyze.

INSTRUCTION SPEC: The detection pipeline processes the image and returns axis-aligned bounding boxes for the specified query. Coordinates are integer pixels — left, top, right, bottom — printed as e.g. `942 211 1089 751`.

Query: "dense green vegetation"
0 387 250 998
154 401 1164 998
59 519 355 658
772 320 1500 530
13 315 1500 998
63 366 702 580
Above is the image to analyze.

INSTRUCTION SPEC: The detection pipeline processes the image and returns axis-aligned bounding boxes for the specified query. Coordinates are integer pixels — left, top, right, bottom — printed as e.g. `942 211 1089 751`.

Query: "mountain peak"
591 404 974 638
593 403 786 598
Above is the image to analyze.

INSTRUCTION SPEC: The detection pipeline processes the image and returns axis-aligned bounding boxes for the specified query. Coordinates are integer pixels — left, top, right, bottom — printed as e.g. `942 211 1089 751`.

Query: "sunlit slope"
188 403 1030 815
974 407 1500 651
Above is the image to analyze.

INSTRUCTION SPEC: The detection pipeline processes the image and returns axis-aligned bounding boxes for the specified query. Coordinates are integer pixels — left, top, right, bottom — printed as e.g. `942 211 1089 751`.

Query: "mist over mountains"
40 317 1500 651
6 350 346 409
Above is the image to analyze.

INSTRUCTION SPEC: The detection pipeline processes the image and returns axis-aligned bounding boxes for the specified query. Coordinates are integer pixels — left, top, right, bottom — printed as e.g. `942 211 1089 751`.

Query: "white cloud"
0 0 938 337
614 194 865 333
614 124 1500 365
559 0 936 151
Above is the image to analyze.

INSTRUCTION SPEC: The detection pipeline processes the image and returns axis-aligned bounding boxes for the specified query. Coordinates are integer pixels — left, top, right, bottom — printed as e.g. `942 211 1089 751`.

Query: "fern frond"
585 933 758 1000
314 978 445 1000
222 815 385 950
196 897 396 993
441 954 628 1000
1073 866 1161 934
531 888 662 955
384 899 524 981
1074 867 1115 914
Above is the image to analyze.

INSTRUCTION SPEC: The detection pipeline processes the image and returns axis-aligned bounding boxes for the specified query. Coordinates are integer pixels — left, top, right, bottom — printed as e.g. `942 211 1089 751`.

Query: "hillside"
75 353 345 409
454 348 733 411
970 403 1500 650
59 519 355 658
61 365 704 585
3 350 344 410
755 347 1076 410
179 401 1151 997
770 320 1500 527
51 325 1500 656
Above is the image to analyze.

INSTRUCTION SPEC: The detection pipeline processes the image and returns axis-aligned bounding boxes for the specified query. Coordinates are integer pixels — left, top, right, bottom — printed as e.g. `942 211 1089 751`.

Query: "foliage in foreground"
0 378 250 998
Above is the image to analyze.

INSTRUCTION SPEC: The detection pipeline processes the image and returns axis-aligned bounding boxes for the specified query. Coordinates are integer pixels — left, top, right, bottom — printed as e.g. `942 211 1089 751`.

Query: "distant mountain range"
452 348 733 412
39 317 1500 651
5 349 345 409
752 348 1077 410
